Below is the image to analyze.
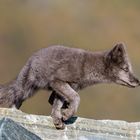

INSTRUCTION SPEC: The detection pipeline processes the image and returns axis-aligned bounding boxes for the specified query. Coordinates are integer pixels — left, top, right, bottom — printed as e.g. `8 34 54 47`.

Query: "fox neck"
82 51 110 86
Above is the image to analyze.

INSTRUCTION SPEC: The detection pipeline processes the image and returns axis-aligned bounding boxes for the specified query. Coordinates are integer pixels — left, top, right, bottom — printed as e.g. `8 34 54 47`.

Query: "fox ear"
106 43 126 64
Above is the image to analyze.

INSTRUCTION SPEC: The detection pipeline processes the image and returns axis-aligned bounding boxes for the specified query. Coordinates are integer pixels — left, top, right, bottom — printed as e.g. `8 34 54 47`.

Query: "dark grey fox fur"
0 43 139 129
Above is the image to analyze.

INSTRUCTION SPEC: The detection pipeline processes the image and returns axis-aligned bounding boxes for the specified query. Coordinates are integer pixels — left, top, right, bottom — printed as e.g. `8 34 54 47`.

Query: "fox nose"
135 78 140 86
130 77 140 87
138 79 140 86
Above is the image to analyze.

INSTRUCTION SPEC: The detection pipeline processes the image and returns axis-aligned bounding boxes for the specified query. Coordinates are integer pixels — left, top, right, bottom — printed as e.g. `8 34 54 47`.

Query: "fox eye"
120 66 129 72
123 67 129 72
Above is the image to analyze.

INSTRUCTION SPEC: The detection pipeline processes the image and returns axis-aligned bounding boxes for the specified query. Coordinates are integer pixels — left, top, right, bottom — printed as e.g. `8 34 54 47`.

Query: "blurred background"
0 0 140 122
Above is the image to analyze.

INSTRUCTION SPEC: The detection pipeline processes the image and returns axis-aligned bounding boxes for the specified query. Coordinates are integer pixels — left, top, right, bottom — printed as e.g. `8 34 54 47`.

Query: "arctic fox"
0 43 139 129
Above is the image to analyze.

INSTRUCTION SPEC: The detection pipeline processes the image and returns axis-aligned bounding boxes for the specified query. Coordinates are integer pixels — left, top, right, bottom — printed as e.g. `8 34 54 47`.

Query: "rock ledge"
0 108 139 140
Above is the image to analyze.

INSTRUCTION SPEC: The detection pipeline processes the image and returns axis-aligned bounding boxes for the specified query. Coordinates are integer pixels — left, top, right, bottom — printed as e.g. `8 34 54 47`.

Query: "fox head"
105 43 140 88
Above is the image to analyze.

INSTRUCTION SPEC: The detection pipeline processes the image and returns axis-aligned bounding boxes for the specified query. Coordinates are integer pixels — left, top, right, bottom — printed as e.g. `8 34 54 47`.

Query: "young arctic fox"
0 43 139 129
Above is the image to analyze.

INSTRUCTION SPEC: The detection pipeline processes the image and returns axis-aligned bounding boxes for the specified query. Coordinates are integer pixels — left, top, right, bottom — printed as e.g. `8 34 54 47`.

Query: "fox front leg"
50 81 80 121
48 91 57 105
48 92 69 109
49 92 70 129
50 91 65 129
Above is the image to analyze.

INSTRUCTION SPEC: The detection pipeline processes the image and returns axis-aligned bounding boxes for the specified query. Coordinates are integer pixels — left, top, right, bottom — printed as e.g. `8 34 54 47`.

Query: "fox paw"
53 118 65 130
62 109 74 121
